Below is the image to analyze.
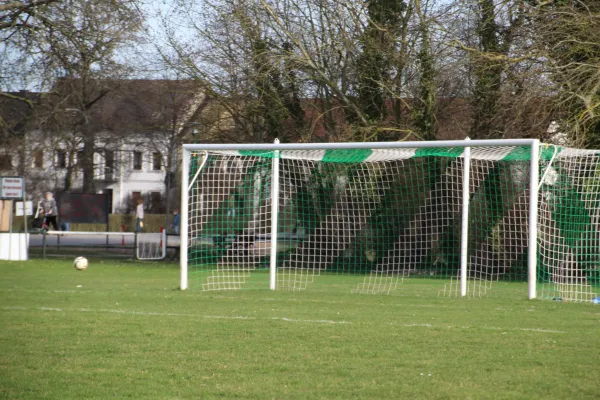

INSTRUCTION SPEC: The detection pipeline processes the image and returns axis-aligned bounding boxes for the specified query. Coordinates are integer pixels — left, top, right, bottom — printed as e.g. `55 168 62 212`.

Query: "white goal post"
180 139 600 302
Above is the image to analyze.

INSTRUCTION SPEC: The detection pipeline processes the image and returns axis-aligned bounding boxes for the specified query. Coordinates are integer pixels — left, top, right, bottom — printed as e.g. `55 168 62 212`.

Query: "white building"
1 132 172 213
1 80 210 213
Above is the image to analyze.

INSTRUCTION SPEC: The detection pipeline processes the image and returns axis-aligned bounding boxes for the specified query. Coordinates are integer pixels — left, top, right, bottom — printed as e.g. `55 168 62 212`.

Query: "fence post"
161 229 167 260
133 232 138 260
160 226 164 250
42 230 47 260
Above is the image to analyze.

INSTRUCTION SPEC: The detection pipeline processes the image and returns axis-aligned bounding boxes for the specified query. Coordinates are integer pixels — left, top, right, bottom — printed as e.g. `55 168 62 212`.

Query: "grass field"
1 259 599 399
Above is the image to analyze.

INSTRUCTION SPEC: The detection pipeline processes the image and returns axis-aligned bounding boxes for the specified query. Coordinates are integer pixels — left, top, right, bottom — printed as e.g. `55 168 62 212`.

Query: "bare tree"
530 1 600 148
2 0 144 193
412 0 437 141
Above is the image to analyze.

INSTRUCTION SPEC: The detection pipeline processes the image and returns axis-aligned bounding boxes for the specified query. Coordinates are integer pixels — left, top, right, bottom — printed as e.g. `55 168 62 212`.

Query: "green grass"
1 259 599 399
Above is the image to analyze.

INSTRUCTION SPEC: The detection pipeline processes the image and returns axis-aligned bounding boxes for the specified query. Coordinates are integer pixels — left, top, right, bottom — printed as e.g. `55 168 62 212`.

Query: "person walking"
136 198 144 232
40 192 59 231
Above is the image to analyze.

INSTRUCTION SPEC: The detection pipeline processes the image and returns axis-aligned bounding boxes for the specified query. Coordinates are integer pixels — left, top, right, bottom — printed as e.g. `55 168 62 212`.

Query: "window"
133 151 142 170
131 191 142 211
33 150 44 168
0 155 11 170
150 191 164 213
56 150 67 169
152 152 161 170
105 150 114 180
77 150 85 168
106 151 115 169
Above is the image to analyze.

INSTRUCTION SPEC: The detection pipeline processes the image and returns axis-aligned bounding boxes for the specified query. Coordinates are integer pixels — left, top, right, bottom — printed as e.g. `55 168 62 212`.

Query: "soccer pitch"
1 259 598 399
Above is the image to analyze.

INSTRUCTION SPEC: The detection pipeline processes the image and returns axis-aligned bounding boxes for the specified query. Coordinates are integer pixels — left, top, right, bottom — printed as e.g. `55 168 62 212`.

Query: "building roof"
40 79 208 136
0 91 42 138
1 79 554 143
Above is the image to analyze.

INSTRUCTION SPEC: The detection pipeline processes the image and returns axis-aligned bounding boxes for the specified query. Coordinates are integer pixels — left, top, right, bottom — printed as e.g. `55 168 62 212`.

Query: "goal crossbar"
182 139 538 151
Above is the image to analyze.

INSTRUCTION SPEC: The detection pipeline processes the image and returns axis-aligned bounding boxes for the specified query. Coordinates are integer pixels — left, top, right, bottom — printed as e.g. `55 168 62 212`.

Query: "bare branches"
0 0 59 32
3 0 595 150
0 0 57 13
529 0 600 146
0 91 34 108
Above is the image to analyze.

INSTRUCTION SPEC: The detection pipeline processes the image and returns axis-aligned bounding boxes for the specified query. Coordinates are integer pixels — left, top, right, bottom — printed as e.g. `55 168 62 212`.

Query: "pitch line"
2 306 566 332
271 317 351 324
387 321 565 333
210 294 450 308
2 306 350 325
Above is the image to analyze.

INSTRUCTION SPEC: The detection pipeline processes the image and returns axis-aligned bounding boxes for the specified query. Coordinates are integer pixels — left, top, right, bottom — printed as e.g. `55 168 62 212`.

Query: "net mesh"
136 232 166 260
537 148 600 301
185 144 600 302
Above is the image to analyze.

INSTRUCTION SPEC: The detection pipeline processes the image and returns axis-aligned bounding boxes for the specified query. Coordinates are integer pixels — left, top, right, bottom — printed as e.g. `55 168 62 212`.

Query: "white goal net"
180 140 600 302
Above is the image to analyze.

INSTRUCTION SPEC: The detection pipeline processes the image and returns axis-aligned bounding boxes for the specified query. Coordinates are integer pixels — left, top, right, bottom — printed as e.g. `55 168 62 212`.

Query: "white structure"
180 139 540 295
180 139 600 303
1 131 173 213
94 135 173 213
1 80 209 215
0 233 29 260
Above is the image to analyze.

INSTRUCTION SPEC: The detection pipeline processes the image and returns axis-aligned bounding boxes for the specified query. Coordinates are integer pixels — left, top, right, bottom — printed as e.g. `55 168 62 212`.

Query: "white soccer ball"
74 256 88 271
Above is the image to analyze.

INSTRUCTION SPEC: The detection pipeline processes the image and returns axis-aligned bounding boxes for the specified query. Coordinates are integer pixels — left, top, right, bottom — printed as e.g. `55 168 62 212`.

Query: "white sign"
1 177 24 199
15 201 33 216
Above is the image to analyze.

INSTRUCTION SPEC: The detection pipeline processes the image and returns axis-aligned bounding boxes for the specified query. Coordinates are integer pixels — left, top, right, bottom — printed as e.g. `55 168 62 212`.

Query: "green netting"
322 148 372 163
238 150 276 158
539 144 562 161
414 147 464 158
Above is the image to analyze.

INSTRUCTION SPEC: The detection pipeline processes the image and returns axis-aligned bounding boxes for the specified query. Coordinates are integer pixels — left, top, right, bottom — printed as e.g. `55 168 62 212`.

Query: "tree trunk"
81 122 95 193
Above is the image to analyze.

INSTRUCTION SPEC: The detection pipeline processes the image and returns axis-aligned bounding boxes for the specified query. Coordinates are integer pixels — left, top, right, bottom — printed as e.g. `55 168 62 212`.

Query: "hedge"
10 214 175 233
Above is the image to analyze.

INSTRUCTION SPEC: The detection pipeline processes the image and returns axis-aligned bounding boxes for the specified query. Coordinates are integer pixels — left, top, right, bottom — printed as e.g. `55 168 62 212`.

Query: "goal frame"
180 139 540 298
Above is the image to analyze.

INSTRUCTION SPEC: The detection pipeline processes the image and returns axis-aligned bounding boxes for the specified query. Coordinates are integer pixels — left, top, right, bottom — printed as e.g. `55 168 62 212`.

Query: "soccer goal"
180 139 600 302
34 231 167 261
